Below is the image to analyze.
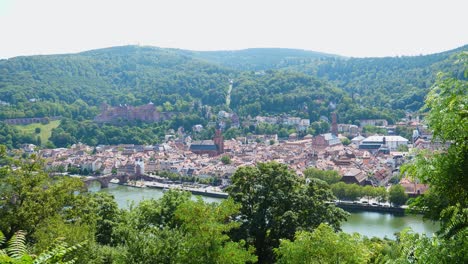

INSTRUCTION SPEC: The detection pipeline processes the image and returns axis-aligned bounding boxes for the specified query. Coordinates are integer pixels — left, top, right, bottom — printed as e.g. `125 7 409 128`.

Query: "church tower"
331 112 338 136
213 129 224 155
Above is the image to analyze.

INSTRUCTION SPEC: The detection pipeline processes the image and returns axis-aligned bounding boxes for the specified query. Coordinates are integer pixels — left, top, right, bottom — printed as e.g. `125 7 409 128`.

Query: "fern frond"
0 230 5 245
6 230 27 259
0 230 6 256
33 240 84 264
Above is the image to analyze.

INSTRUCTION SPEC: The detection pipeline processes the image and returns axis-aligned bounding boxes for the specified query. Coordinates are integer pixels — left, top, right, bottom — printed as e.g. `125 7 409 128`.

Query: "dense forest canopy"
1 44 466 115
190 47 341 71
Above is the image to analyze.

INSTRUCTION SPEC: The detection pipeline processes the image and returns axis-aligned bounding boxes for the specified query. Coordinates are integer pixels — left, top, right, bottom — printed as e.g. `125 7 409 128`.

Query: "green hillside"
191 48 341 71
300 45 468 112
0 46 233 115
0 44 466 148
13 120 60 146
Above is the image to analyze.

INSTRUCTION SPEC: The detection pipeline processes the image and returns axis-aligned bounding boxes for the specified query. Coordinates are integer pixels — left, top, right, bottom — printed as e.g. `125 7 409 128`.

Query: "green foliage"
110 191 256 264
363 125 387 135
0 123 36 149
0 46 232 110
0 156 85 239
50 118 169 147
13 120 60 148
220 155 231 165
227 162 347 263
312 46 468 112
275 224 371 264
341 137 351 145
303 167 342 185
175 198 257 264
389 228 468 263
0 230 81 264
331 182 389 203
331 182 363 201
309 121 330 135
396 144 409 152
388 184 408 206
402 53 467 238
193 48 337 71
395 125 413 141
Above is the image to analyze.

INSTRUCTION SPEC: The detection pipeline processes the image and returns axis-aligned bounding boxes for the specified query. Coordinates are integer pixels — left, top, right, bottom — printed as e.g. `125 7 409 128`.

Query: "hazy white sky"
0 0 467 59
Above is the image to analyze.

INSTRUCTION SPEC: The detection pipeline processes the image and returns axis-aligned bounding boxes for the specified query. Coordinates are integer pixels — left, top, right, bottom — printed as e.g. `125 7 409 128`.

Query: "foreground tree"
0 152 84 241
275 224 370 264
227 162 347 263
403 52 467 238
111 191 256 264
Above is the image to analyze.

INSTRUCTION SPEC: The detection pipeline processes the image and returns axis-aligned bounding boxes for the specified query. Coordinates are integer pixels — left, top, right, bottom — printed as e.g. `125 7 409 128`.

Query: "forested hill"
0 44 466 121
303 45 468 112
191 45 467 112
0 45 233 109
191 48 341 71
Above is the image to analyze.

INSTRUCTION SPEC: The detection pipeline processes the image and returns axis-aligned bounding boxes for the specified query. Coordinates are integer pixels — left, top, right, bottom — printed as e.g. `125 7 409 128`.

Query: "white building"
360 135 408 151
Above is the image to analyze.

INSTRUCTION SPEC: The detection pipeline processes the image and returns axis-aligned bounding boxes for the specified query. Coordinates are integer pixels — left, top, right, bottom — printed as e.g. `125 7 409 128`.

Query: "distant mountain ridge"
190 47 342 71
0 44 466 120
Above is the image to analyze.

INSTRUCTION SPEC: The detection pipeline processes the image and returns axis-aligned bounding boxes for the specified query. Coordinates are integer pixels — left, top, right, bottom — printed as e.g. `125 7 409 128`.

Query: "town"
29 111 441 199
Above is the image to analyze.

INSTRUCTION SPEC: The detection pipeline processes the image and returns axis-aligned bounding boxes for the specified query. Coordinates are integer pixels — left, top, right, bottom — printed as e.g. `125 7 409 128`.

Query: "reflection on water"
341 210 439 238
88 181 220 208
90 181 439 238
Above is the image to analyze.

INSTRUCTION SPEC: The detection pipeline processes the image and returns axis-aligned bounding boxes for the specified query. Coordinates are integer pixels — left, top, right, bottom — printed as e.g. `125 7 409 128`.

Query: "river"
90 182 438 238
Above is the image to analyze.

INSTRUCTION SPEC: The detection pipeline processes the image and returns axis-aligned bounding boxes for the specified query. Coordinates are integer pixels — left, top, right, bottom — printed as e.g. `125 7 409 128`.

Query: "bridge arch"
82 174 130 190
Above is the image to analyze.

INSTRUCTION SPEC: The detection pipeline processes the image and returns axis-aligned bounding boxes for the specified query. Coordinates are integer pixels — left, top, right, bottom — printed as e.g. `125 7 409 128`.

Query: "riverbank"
335 202 407 215
145 181 228 198
123 180 414 215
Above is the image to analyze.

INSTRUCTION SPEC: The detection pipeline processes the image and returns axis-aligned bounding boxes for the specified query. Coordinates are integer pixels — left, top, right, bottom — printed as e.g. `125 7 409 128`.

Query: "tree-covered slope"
0 44 466 122
191 48 340 71
0 45 233 109
308 45 468 112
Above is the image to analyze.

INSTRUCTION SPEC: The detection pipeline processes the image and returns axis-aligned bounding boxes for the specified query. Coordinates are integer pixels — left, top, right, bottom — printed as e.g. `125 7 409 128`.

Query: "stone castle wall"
94 103 174 124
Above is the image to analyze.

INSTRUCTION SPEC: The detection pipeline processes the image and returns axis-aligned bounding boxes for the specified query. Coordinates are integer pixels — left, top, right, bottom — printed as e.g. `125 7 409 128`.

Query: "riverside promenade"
135 181 411 214
144 181 228 199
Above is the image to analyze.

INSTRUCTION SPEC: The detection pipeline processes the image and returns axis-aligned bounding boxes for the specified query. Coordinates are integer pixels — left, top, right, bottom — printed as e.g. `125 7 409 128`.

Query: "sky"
0 0 467 59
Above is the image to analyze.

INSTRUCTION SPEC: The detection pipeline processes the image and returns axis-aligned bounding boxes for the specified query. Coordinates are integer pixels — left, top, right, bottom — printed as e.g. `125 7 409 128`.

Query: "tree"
331 182 347 201
227 162 347 263
363 185 377 203
175 198 257 264
388 184 408 206
389 228 468 263
402 53 467 237
303 167 341 185
275 224 371 264
375 186 388 204
112 192 256 264
0 154 84 240
220 155 231 165
34 127 41 134
341 137 351 146
345 183 363 201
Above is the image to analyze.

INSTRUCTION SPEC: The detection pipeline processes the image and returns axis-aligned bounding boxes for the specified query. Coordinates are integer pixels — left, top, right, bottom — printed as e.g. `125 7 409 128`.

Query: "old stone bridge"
82 173 156 189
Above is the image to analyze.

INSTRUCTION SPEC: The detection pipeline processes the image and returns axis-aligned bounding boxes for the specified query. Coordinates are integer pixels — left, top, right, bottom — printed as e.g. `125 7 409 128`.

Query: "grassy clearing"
14 120 60 146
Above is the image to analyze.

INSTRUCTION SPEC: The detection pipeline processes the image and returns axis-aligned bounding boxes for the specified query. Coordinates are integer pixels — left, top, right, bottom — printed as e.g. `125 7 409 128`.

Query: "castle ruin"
94 103 174 124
